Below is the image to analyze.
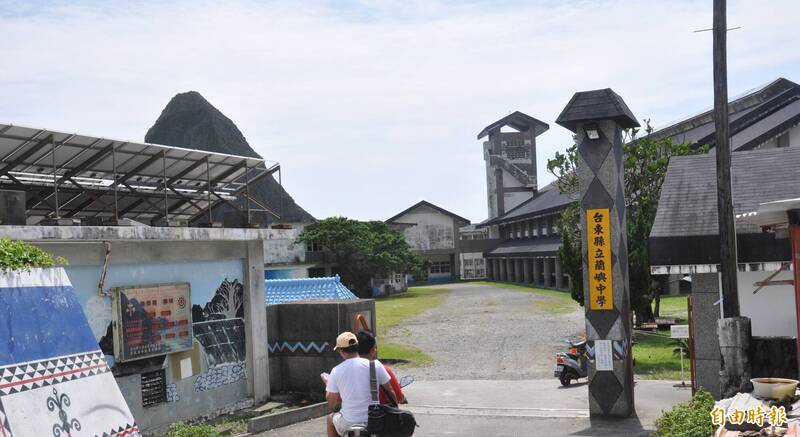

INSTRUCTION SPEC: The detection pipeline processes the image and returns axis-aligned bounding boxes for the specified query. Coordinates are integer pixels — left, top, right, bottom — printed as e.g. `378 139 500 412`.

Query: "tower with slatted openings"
477 112 549 222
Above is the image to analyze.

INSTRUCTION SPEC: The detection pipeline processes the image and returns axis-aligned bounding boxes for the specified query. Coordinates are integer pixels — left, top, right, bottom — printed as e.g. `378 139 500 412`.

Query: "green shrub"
0 238 67 273
163 423 220 437
654 389 715 437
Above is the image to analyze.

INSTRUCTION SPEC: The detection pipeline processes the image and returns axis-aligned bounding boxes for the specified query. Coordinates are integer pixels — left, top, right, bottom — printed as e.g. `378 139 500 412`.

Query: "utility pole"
713 0 740 318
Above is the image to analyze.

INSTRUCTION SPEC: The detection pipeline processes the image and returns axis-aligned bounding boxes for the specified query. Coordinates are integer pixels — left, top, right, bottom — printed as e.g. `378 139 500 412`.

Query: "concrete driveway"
389 282 584 380
255 282 690 436
256 379 691 436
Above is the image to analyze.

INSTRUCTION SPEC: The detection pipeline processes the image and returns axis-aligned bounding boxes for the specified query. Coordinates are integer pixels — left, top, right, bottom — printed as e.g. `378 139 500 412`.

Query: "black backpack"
366 360 417 436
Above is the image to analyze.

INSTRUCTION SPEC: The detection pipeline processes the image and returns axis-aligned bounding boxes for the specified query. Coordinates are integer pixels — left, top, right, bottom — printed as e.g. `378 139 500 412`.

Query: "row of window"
499 215 559 240
429 261 451 274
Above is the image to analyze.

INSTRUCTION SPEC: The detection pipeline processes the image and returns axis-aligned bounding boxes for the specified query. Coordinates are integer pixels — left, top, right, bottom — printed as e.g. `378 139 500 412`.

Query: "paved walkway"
255 283 690 436
256 379 692 436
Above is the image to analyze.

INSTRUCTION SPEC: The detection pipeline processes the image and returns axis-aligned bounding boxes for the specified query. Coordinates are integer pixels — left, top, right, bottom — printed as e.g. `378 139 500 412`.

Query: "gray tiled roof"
483 183 577 226
650 147 800 238
487 236 561 257
477 111 549 139
643 78 800 151
556 88 639 132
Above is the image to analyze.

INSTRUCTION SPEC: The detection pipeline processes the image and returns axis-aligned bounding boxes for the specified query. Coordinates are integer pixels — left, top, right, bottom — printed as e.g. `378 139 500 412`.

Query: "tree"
297 217 427 297
547 121 705 322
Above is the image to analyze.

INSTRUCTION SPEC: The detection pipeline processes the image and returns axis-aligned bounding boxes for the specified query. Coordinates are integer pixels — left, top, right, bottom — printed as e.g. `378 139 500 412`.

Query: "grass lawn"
473 281 578 313
375 285 449 366
634 329 691 381
656 294 689 321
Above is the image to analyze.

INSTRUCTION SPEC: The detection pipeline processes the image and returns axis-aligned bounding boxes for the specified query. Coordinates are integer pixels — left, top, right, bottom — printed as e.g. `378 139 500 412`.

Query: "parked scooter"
344 375 415 437
554 339 589 387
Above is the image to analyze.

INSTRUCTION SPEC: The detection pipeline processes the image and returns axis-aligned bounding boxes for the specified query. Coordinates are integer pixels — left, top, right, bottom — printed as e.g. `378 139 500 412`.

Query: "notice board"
112 282 193 362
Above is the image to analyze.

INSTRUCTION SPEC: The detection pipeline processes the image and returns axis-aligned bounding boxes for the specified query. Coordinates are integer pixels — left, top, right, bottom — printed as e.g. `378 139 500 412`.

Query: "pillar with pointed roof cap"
556 88 639 418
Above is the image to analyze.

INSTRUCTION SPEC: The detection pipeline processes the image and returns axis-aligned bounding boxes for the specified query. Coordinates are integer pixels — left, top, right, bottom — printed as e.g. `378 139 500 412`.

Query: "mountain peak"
145 92 314 224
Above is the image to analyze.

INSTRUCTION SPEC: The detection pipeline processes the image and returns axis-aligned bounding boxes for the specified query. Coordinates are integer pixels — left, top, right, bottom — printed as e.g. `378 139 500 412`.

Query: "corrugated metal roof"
265 275 358 305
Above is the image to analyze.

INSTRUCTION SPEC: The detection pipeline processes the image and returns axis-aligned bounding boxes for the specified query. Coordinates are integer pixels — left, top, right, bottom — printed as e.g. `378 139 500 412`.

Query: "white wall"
396 206 455 250
737 270 797 337
263 227 306 265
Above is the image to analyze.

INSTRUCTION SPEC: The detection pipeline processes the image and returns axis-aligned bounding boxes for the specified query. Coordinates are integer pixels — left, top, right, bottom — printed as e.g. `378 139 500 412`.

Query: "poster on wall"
112 282 193 362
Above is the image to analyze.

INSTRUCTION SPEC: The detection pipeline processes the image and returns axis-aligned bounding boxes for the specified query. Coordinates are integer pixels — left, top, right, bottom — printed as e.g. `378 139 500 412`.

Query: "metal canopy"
0 123 276 224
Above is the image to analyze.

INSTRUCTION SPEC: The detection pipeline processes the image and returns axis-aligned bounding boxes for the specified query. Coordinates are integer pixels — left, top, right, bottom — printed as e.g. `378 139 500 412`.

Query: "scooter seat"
571 339 587 348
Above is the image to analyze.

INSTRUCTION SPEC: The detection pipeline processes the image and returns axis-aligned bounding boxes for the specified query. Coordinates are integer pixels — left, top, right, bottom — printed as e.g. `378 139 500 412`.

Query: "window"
532 219 538 237
777 132 790 148
306 241 323 252
541 218 548 236
429 261 451 274
550 217 558 234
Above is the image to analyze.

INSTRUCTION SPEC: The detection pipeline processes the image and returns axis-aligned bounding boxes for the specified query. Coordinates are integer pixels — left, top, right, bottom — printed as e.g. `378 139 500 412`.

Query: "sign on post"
595 339 613 371
587 208 613 310
671 324 690 339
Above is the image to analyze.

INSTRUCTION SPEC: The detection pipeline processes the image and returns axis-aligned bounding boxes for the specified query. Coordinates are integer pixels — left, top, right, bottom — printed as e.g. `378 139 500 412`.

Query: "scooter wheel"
559 370 574 387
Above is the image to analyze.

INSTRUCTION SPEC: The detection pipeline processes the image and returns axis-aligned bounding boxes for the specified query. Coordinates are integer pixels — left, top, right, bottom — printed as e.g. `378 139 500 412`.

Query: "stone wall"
691 272 722 399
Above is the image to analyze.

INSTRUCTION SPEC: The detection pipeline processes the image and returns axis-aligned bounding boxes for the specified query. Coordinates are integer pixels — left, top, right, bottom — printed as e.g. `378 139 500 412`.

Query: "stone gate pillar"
557 88 639 418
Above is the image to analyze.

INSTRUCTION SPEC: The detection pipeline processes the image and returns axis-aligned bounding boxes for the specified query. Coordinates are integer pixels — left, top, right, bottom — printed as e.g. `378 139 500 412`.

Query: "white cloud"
1 0 798 221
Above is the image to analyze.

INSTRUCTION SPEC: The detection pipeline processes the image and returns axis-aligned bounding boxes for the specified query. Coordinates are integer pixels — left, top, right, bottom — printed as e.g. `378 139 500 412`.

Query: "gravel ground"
388 282 584 380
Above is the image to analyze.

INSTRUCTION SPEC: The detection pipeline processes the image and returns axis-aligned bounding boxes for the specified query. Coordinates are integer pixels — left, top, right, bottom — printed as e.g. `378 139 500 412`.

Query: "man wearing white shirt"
325 331 398 437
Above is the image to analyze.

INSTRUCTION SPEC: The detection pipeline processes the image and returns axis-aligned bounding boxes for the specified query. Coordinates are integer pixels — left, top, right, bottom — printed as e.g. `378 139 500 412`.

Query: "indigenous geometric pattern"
268 341 330 355
265 275 357 305
0 351 109 396
556 90 638 418
0 268 140 437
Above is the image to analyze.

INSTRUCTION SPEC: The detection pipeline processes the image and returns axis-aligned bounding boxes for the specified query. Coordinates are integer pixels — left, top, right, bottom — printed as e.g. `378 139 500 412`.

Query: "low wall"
267 300 376 393
0 229 269 434
750 336 798 380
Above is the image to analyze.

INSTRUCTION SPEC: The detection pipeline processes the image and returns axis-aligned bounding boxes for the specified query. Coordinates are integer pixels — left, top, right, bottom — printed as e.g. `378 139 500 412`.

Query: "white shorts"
332 412 366 436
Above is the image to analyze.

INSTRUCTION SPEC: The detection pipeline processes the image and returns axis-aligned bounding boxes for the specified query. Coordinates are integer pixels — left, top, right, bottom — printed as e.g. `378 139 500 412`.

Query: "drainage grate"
141 369 167 407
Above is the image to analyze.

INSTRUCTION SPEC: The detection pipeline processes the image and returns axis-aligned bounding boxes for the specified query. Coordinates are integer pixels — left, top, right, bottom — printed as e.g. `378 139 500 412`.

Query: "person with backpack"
356 330 407 405
324 332 399 437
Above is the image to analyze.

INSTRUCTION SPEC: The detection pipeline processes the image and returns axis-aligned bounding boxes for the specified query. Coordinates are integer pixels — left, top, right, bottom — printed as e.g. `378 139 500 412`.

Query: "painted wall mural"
193 278 245 323
268 341 330 354
63 258 250 429
0 268 139 437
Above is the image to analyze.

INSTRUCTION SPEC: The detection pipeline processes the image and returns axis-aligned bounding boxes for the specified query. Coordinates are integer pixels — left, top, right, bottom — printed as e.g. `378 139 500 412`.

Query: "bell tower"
477 111 549 219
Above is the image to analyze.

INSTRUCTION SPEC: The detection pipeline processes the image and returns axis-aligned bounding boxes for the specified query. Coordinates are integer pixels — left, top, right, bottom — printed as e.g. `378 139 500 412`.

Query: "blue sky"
1 0 798 222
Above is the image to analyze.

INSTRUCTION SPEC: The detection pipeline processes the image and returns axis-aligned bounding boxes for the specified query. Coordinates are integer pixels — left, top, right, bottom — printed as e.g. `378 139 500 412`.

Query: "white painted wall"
263 227 305 265
395 206 455 250
736 270 797 337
